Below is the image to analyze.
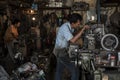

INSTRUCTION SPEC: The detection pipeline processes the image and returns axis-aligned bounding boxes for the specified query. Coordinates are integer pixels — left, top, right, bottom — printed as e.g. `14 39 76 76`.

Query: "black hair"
11 18 20 25
68 13 83 24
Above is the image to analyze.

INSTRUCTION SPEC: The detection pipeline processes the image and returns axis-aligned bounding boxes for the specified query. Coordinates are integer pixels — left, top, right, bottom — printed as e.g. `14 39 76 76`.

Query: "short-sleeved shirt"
55 22 74 48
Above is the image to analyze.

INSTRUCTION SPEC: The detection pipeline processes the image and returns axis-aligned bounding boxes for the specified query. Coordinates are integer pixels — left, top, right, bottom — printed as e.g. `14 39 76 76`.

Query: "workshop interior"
0 0 120 80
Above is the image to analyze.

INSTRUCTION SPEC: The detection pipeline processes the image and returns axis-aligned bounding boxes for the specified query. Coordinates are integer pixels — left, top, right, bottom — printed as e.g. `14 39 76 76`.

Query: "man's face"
72 20 81 28
16 22 21 27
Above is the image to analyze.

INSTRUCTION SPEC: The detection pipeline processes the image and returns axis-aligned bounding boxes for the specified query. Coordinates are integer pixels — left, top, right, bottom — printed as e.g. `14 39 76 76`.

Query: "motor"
84 23 119 51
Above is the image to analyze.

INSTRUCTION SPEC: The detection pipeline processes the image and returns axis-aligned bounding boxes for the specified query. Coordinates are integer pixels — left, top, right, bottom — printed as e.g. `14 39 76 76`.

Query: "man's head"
68 13 82 28
11 18 21 27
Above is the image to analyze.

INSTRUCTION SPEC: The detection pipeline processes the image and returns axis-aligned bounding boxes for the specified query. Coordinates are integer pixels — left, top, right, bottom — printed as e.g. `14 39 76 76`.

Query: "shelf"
39 7 71 10
96 65 120 69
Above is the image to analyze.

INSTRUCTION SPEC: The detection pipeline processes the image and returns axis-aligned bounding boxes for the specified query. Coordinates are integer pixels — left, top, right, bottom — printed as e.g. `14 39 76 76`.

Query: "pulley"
101 34 119 51
31 56 38 63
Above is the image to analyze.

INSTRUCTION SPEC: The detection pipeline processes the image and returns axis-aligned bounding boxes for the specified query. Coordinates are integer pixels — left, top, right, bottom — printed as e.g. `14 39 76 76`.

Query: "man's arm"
70 25 89 43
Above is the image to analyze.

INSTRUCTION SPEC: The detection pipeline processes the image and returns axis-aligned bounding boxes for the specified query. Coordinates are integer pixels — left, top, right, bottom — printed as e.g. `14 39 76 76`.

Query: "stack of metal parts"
10 62 46 80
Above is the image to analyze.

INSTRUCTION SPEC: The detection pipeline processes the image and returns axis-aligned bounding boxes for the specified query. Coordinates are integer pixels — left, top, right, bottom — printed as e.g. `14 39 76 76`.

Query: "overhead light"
32 17 36 21
91 16 95 21
30 10 34 13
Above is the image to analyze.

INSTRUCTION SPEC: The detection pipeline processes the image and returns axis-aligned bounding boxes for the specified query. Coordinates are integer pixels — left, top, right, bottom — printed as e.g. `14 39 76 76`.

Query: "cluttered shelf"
96 64 120 69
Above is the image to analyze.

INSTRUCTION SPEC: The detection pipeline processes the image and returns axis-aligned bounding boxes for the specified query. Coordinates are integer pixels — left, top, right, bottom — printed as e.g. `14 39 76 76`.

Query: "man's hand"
84 25 90 30
81 25 90 32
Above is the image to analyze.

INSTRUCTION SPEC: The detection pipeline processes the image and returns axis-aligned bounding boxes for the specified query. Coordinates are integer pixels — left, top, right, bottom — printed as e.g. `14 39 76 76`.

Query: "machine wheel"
101 34 119 51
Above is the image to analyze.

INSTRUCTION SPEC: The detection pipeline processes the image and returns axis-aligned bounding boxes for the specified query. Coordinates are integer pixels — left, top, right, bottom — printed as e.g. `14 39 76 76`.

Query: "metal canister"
110 56 116 66
117 52 120 66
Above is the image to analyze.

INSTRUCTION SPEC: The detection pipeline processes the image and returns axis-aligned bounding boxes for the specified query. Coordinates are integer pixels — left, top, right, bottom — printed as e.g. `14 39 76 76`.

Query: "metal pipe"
96 0 101 23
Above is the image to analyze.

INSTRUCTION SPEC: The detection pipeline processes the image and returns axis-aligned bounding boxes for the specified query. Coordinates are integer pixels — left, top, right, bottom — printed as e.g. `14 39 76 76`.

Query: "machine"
68 23 119 80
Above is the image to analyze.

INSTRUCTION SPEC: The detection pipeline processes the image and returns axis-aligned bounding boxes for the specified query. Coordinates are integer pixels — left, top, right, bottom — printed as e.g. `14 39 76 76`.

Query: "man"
54 13 90 80
4 18 21 63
